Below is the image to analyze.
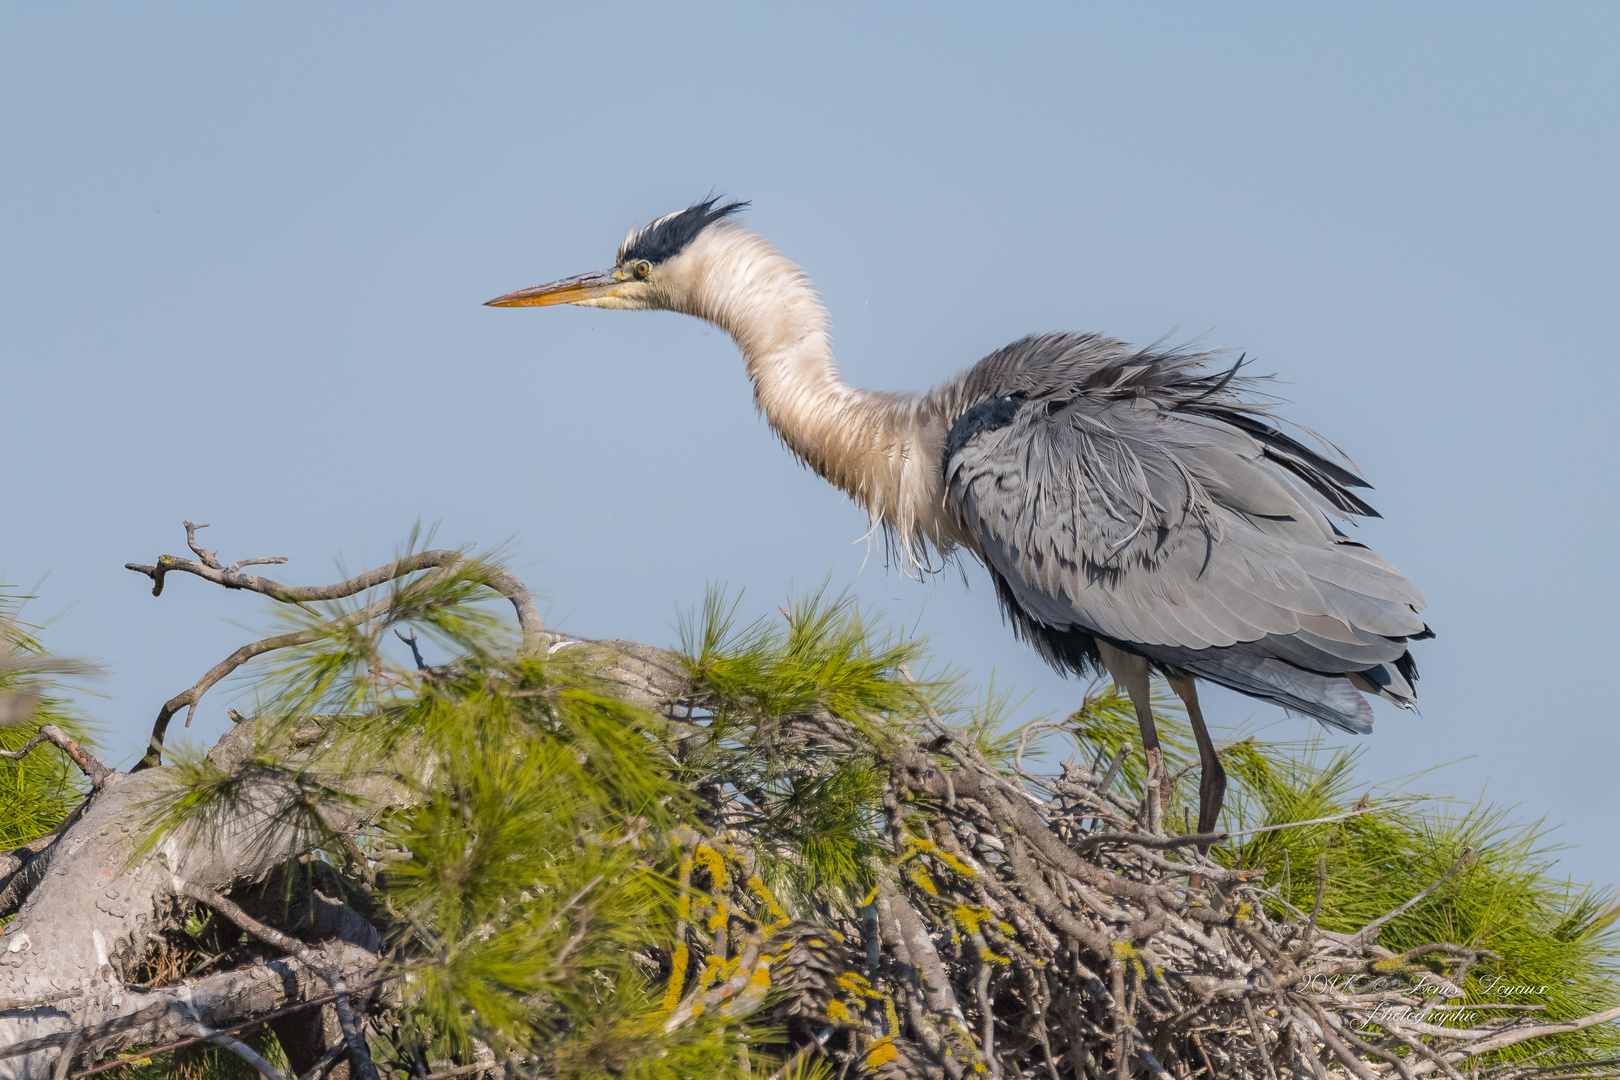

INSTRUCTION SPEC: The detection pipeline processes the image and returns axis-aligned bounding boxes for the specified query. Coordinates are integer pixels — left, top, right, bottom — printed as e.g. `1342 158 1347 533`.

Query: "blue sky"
3 5 1616 885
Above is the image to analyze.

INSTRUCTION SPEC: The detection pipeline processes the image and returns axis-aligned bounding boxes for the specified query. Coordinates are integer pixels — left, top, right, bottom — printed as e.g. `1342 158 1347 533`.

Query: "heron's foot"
1143 747 1170 833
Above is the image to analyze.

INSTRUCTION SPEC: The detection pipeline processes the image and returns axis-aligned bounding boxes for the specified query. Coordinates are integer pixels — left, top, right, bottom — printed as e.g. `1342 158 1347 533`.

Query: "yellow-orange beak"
484 268 623 307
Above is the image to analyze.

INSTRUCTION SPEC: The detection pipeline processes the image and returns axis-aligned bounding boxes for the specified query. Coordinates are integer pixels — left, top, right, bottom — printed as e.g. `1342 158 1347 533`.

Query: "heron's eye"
633 260 652 278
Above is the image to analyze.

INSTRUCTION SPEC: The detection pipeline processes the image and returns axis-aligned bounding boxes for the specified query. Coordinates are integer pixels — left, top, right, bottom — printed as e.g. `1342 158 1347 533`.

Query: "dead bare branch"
127 523 556 769
126 524 544 635
135 611 372 769
0 723 112 788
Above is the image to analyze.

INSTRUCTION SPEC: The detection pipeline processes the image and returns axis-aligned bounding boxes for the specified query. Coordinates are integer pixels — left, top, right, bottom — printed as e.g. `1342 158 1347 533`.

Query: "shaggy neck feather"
674 227 947 558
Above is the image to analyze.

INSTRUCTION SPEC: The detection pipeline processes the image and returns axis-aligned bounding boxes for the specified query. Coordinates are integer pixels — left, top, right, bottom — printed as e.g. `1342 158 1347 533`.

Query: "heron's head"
485 196 749 313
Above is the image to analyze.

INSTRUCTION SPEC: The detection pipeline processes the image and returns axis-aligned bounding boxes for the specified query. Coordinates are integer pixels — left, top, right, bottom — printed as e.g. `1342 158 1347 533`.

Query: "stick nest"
657 690 1609 1080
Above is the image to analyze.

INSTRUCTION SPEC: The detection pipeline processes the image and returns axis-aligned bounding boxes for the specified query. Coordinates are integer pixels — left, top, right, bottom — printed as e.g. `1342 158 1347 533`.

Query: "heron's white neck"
672 226 948 560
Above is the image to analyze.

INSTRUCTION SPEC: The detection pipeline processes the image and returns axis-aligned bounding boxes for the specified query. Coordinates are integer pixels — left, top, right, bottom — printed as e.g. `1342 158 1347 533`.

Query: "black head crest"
618 196 749 266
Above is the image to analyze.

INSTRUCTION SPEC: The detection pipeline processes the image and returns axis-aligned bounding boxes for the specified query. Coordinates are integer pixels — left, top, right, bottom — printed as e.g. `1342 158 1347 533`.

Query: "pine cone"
769 920 857 1022
860 1036 942 1080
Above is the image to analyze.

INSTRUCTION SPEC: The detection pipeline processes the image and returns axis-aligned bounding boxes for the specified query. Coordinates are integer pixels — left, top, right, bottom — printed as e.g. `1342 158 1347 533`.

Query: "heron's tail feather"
1172 653 1377 734
1347 659 1417 711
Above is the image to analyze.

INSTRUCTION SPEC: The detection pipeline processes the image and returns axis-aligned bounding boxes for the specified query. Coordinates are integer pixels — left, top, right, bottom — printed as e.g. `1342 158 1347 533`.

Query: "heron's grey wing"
945 395 1427 728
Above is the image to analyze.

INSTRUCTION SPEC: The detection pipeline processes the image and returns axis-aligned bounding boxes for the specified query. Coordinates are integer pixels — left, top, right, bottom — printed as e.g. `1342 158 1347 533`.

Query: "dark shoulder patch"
944 396 1026 476
619 196 749 266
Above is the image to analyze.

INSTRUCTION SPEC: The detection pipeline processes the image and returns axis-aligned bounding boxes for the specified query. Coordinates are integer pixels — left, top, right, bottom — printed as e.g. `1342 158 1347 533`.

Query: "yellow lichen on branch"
661 942 690 1013
747 875 789 927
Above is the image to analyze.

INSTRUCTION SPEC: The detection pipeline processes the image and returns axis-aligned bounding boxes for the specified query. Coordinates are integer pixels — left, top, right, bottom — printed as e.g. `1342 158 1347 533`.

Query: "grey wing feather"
932 333 1428 729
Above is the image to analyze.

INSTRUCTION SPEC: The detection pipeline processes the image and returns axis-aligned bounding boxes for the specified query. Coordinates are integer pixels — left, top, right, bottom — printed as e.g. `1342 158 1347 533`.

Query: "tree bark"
0 943 379 1075
0 720 394 1079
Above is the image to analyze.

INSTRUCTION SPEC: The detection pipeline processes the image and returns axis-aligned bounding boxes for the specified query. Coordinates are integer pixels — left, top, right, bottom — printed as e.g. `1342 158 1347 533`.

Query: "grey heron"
487 197 1431 834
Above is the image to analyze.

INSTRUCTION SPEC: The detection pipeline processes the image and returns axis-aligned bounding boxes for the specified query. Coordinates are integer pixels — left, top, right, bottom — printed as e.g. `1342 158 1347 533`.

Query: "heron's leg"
1166 672 1227 842
1096 642 1167 815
